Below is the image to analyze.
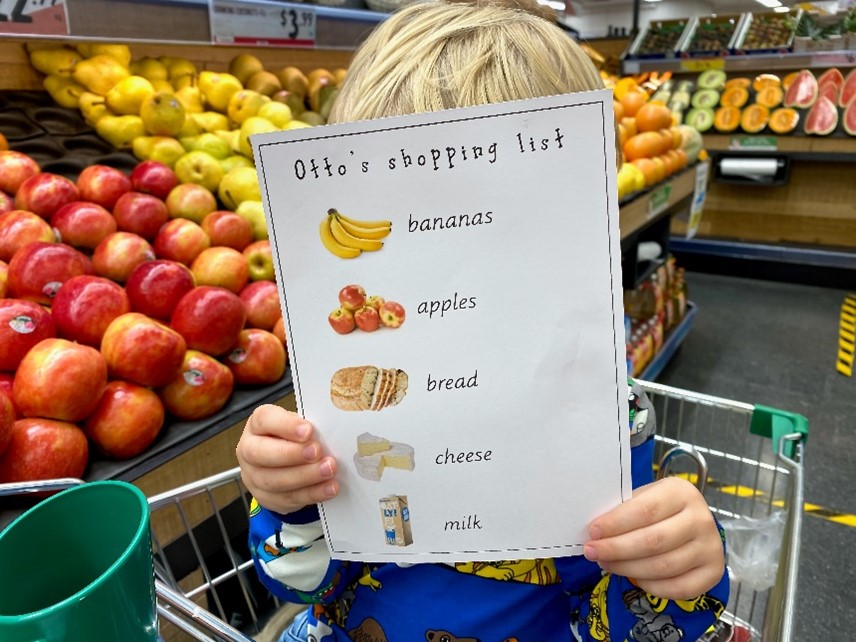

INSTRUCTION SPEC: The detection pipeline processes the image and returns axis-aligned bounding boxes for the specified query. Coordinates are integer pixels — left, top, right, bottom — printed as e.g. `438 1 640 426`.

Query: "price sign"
686 160 709 239
647 184 672 219
680 58 725 72
209 0 316 48
729 135 778 151
0 0 69 36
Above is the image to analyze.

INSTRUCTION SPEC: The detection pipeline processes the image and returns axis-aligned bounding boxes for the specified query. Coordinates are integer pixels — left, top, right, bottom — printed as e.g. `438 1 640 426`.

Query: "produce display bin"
626 17 695 59
734 9 803 55
680 13 747 58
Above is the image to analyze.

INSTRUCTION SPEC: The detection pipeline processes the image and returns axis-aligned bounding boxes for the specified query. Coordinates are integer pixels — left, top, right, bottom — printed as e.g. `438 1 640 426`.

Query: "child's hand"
583 477 725 600
236 405 340 515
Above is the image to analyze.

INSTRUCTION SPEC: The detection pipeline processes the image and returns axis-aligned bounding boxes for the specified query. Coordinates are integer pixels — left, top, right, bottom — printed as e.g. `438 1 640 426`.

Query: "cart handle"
656 446 708 493
750 405 808 458
0 478 84 497
155 579 255 642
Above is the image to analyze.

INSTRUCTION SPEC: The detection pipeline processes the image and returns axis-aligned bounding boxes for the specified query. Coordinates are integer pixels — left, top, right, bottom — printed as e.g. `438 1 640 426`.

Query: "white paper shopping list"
253 89 630 563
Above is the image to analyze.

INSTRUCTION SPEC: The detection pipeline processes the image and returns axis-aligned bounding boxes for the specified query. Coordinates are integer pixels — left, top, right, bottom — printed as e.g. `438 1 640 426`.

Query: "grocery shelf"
623 49 856 75
619 163 698 245
640 300 697 381
703 134 856 162
670 237 856 270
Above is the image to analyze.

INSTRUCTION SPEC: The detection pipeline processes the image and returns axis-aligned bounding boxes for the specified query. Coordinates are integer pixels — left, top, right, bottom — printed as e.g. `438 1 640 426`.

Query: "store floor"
655 270 855 641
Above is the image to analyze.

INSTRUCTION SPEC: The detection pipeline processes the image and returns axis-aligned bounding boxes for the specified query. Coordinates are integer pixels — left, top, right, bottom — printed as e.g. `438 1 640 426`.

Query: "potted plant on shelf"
792 11 844 52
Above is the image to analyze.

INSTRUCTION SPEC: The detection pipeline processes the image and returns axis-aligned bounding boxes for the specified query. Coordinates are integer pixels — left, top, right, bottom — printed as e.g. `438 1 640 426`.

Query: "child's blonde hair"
329 0 605 124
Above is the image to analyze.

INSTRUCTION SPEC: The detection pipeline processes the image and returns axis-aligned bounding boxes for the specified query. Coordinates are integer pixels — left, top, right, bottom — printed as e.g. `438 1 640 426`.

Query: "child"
237 3 729 640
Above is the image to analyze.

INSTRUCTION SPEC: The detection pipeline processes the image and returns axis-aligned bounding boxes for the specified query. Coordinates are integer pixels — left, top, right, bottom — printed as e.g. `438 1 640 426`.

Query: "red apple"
0 259 6 298
112 191 169 241
76 164 132 210
84 381 164 459
0 299 56 371
225 329 287 385
14 172 79 221
0 150 40 195
0 374 19 418
159 350 234 420
0 392 14 456
379 301 406 328
272 317 285 345
0 418 88 483
92 231 155 283
239 280 282 330
191 246 249 294
365 295 385 311
51 201 117 250
51 275 131 347
354 306 381 332
125 259 195 320
7 241 92 304
328 306 355 335
338 284 367 312
171 286 246 356
201 210 253 250
101 312 187 387
13 337 107 422
243 240 274 281
0 191 14 215
0 209 56 261
130 160 178 200
154 218 211 265
165 183 217 224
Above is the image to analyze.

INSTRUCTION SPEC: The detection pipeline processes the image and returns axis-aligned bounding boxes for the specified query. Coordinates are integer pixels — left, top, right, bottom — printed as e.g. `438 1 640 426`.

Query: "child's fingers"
588 478 688 539
584 515 694 563
246 404 313 442
239 433 323 469
251 477 340 516
241 456 339 514
631 562 727 602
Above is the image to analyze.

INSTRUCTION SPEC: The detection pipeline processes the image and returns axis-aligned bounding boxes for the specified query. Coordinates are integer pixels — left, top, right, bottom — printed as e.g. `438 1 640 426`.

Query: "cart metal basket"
0 380 807 641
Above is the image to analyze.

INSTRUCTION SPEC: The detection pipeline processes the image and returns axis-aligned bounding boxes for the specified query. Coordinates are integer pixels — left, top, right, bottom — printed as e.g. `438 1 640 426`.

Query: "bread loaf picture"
330 366 408 411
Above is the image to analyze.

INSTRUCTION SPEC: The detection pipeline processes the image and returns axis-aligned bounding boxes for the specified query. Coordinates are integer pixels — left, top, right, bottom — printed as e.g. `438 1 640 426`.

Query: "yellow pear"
214 129 241 153
29 47 80 77
164 58 199 83
257 101 292 128
105 76 155 115
227 90 270 126
96 114 146 149
285 120 311 130
151 79 174 93
296 111 324 127
220 154 254 173
72 55 130 96
219 166 261 210
333 68 348 87
130 57 168 82
76 43 132 67
132 136 186 168
228 53 265 86
201 73 243 113
190 111 230 133
236 200 268 240
171 74 197 91
178 117 203 137
246 70 282 97
275 67 308 98
140 91 186 137
238 116 277 158
43 75 85 109
79 92 110 127
175 86 204 114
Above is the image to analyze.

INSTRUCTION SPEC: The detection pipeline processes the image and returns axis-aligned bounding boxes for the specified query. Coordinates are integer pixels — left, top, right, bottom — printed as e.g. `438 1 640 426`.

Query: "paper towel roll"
720 157 779 178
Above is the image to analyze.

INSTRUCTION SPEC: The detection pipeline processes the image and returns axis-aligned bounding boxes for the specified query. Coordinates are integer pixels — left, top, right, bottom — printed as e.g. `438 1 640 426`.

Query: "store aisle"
656 271 856 641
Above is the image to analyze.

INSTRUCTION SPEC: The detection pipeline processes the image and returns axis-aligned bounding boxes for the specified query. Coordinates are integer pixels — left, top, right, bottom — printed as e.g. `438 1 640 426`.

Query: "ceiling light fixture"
755 0 782 8
773 5 791 11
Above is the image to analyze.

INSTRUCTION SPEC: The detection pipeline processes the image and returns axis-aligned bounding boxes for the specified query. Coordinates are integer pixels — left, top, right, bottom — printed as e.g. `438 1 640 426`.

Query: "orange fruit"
0 133 7 151
623 131 662 162
632 158 658 186
614 100 625 121
635 102 673 133
613 77 640 101
621 117 638 138
656 129 674 155
650 156 666 183
674 148 688 169
670 128 683 150
621 91 648 118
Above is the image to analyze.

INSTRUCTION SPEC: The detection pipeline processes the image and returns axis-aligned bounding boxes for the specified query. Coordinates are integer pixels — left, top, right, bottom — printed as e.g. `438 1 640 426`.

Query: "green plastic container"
0 481 157 641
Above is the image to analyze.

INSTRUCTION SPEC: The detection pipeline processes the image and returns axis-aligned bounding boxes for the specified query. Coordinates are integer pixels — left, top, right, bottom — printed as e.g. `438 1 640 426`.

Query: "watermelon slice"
841 68 856 108
819 82 839 105
804 96 839 136
784 70 818 109
844 99 856 136
818 68 844 105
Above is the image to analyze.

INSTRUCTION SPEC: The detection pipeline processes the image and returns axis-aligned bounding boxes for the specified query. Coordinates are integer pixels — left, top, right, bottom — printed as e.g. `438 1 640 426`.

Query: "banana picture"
319 208 391 259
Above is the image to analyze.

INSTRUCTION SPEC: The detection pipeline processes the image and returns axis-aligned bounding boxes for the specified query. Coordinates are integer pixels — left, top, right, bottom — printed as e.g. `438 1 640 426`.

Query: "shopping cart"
0 379 807 642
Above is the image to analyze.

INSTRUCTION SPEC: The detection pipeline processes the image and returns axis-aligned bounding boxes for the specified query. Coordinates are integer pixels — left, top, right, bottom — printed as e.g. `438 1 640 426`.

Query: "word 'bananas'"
319 208 392 259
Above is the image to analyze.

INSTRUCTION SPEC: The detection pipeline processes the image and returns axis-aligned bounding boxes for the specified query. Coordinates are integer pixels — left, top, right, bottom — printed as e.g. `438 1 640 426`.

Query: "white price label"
210 0 316 48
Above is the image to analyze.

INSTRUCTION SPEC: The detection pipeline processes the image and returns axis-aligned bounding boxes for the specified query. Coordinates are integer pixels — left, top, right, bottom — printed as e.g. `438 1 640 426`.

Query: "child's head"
329 0 605 124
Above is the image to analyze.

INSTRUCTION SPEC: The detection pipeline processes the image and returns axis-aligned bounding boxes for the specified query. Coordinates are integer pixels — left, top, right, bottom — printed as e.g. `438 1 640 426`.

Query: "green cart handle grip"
750 405 809 458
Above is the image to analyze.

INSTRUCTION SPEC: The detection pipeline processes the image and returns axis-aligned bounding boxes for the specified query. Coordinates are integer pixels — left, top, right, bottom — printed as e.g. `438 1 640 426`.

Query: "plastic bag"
721 510 786 592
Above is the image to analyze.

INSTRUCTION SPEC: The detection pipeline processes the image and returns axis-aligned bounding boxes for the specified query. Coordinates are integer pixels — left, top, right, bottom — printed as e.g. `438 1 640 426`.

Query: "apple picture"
154 218 211 265
51 201 118 250
338 284 367 311
365 295 385 311
92 231 155 283
159 350 234 420
380 301 406 328
201 210 253 251
0 150 40 195
0 209 56 261
165 183 217 224
13 337 108 422
51 275 131 347
76 164 132 210
171 286 246 356
239 280 281 330
243 239 274 281
225 328 286 385
190 246 249 294
130 159 178 200
7 241 93 304
125 259 195 320
101 312 187 387
354 306 381 332
112 191 170 241
0 299 56 371
0 418 89 483
15 172 79 221
85 380 165 459
328 306 355 335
